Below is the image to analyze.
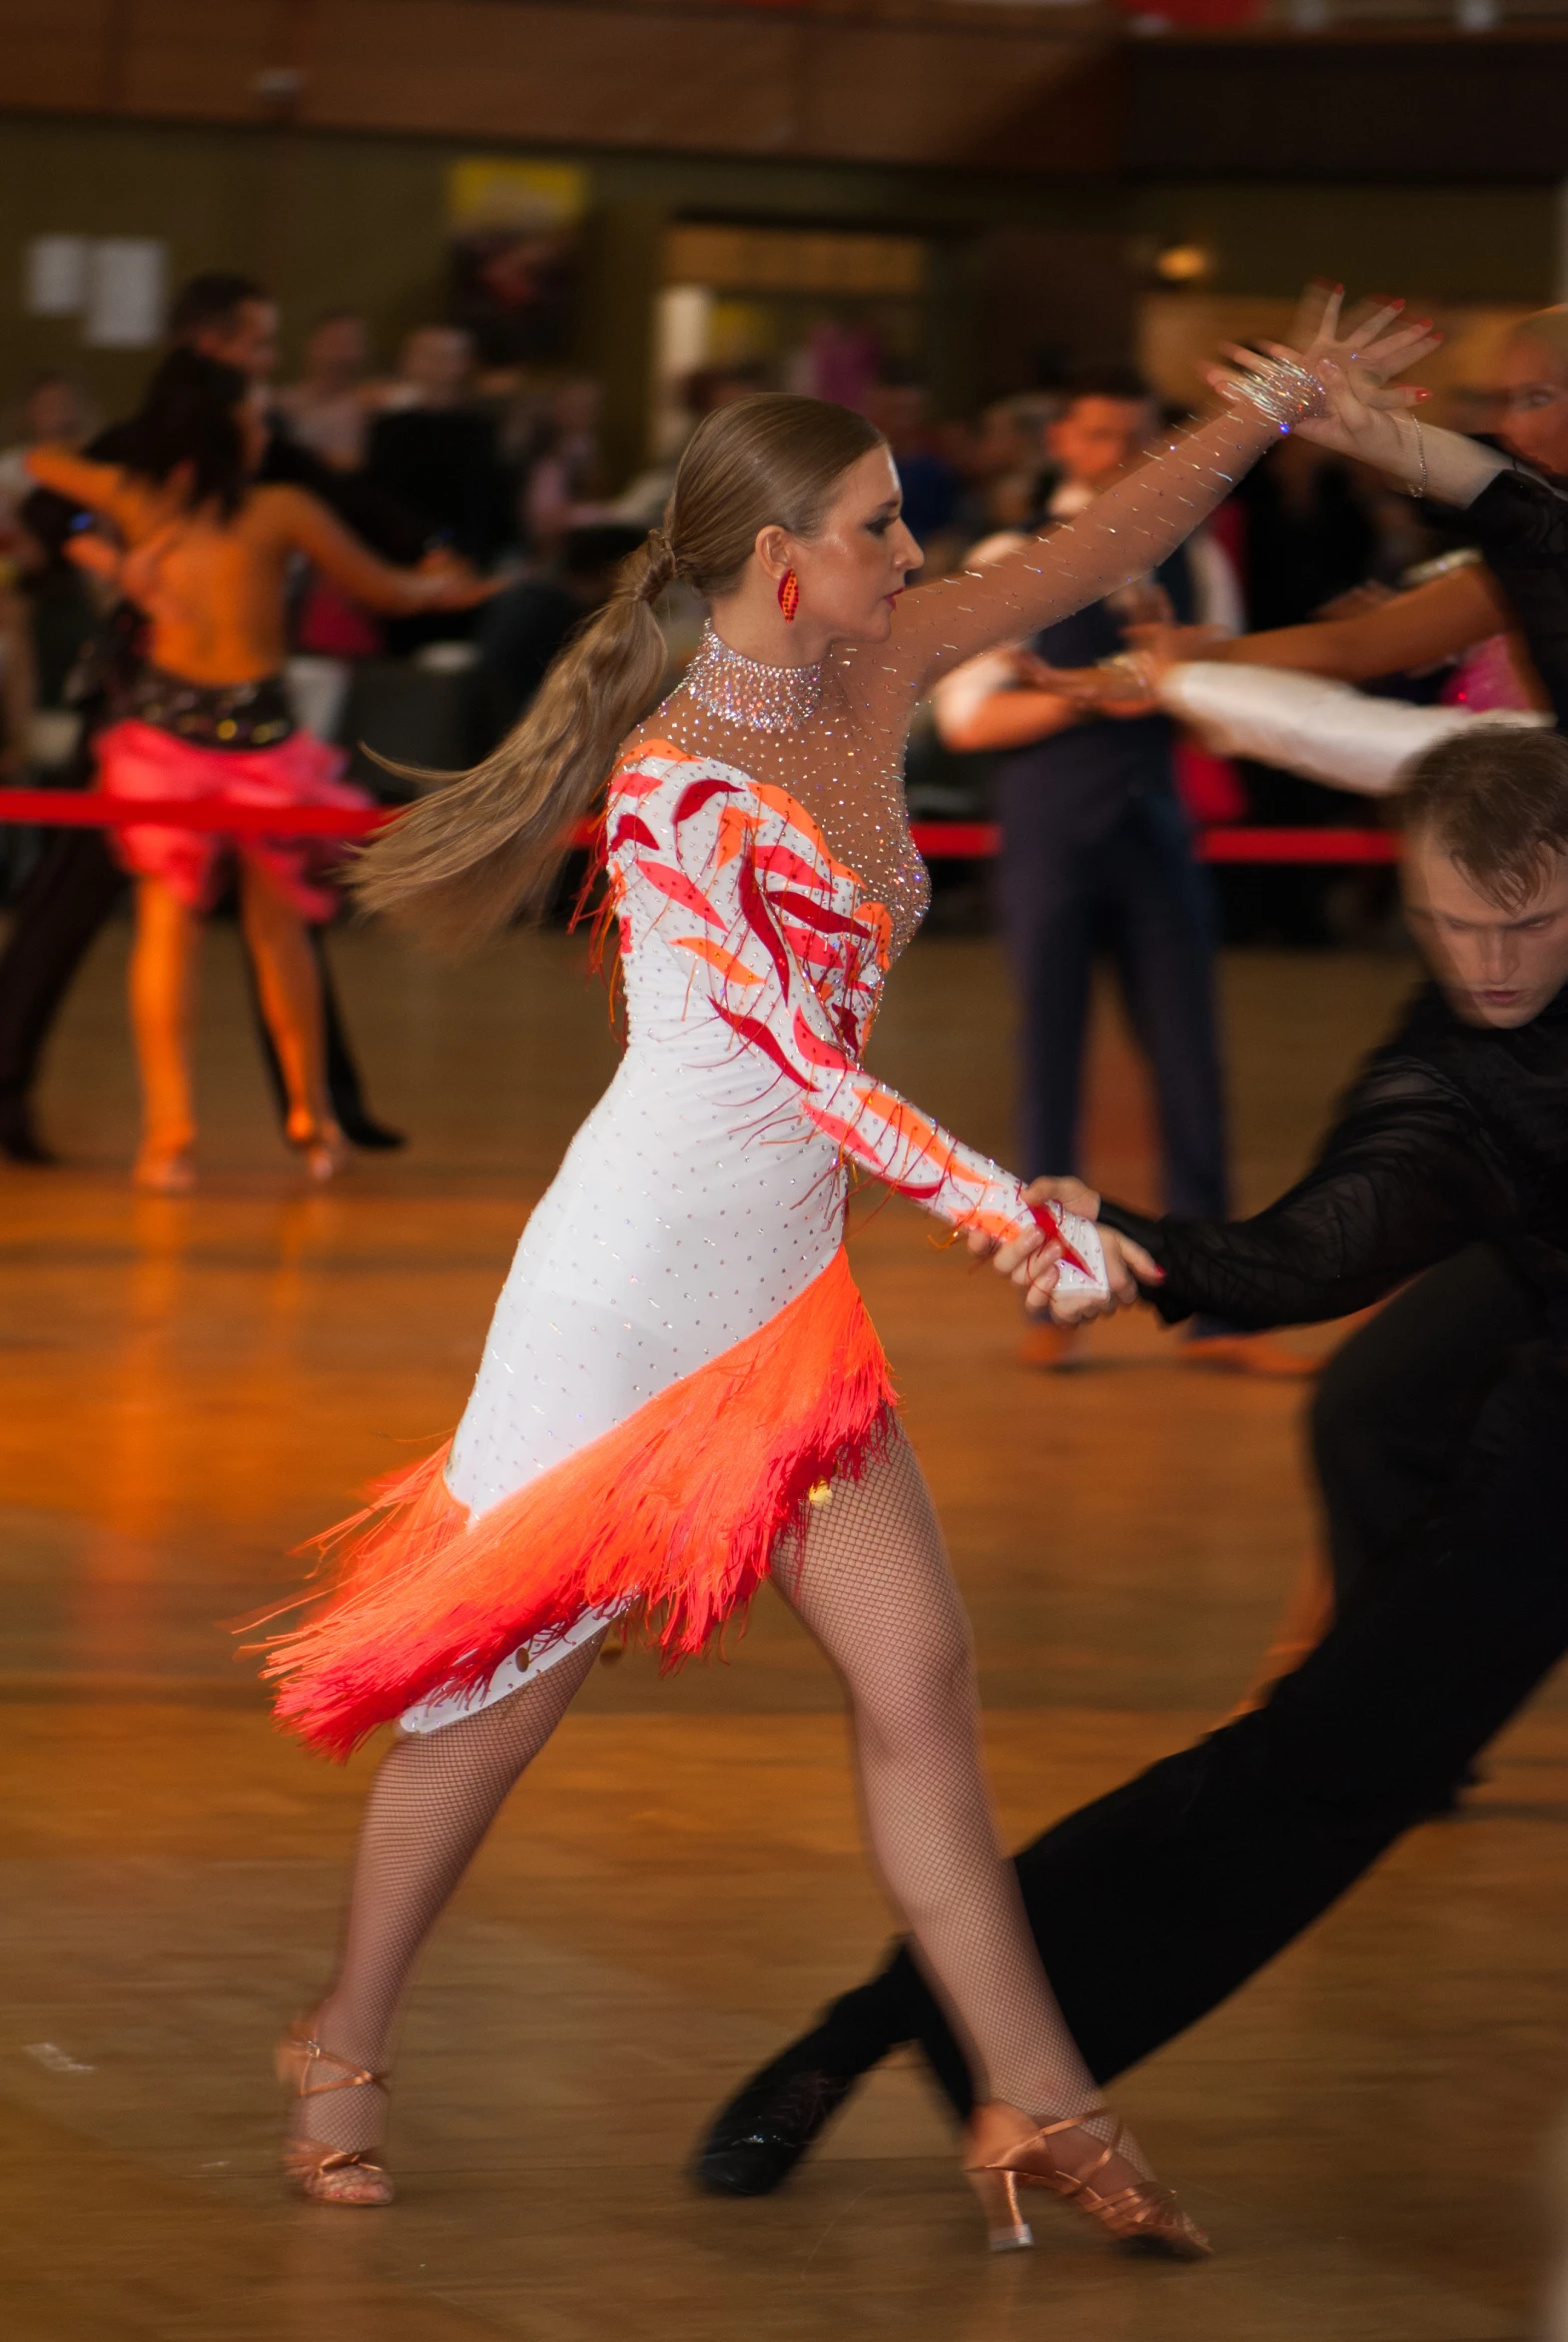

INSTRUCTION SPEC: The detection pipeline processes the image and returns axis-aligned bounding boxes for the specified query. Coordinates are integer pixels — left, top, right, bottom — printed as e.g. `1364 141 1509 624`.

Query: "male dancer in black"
0 274 411 1163
698 715 1568 2199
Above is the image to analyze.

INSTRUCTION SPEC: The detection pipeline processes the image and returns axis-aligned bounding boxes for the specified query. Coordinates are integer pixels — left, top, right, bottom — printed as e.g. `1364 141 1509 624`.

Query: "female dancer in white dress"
265 299 1431 2247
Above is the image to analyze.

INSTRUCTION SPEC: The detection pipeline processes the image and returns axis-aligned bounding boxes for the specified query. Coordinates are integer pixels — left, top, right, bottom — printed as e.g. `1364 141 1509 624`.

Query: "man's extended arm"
1099 1057 1507 1329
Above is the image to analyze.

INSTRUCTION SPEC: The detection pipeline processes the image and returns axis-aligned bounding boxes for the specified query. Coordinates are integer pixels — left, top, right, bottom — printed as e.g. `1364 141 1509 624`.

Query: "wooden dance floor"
1 911 1560 2339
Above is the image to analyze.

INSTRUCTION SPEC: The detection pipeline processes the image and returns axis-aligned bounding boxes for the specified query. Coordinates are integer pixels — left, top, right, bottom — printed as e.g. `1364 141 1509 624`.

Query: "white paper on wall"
83 240 168 349
24 237 89 317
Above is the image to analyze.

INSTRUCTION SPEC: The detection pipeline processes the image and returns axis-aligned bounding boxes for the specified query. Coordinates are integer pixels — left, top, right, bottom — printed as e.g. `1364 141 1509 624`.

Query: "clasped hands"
966 1178 1164 1323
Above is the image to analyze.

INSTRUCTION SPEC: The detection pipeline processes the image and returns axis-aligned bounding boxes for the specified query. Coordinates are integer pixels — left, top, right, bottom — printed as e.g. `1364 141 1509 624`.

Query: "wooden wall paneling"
576 197 667 482
114 0 295 123
298 2 801 152
972 224 1135 401
0 0 1118 171
0 0 119 114
798 25 1108 171
1127 40 1568 183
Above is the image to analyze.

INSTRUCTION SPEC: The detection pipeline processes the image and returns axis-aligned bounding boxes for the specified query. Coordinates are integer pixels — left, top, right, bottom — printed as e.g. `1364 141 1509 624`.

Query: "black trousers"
822 1245 1565 2116
995 786 1227 1215
0 824 377 1132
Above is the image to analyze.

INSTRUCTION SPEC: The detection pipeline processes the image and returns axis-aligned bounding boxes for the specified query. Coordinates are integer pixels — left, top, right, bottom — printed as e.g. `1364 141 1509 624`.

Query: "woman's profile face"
792 446 922 644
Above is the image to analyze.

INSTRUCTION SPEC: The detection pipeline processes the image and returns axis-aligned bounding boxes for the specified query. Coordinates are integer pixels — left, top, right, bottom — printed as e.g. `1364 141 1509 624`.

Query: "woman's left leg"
237 856 334 1158
774 1432 1155 2178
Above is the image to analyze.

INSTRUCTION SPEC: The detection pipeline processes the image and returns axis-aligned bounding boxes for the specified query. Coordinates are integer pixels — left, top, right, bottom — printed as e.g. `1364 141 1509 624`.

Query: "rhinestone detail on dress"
685 625 824 733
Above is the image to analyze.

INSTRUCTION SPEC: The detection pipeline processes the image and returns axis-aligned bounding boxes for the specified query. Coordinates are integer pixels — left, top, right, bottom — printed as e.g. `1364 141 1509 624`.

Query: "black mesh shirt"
1100 980 1568 1336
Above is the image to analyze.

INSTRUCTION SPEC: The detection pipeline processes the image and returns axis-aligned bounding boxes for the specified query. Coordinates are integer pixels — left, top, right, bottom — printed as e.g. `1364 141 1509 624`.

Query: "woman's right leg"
774 1434 1109 2140
296 1629 606 2158
128 875 199 1176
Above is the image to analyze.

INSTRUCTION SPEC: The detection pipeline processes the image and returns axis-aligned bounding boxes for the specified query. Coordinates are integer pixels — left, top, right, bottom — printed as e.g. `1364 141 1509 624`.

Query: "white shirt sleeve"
1185 528 1243 637
1160 662 1550 797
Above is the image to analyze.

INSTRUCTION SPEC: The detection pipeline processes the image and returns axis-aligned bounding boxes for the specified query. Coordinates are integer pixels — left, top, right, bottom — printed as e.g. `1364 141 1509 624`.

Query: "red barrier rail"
0 790 1401 865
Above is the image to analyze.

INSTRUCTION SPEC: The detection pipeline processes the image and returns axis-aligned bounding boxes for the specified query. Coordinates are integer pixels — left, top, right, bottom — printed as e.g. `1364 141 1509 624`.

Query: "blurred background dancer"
934 369 1302 1374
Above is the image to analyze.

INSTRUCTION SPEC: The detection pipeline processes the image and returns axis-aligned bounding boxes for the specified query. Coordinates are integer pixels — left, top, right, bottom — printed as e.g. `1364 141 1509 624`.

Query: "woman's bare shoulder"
244 480 318 530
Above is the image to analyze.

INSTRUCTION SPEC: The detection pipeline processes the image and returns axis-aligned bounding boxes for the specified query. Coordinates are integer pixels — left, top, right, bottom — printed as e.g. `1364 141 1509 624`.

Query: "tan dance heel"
133 1143 196 1193
277 2017 393 2206
964 2099 1210 2259
285 1113 348 1184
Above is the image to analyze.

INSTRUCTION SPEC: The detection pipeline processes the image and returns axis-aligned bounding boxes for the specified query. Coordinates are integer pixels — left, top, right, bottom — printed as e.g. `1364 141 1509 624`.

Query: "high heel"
276 2017 393 2206
133 1144 196 1193
964 2100 1210 2259
286 1113 348 1184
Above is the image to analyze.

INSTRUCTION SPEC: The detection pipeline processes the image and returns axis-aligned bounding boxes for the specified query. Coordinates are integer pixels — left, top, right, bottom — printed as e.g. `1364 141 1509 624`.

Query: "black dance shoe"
693 2030 863 2197
337 1111 407 1153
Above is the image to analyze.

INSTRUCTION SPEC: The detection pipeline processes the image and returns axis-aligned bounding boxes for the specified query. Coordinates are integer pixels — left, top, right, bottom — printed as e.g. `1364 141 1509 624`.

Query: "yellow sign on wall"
446 160 587 235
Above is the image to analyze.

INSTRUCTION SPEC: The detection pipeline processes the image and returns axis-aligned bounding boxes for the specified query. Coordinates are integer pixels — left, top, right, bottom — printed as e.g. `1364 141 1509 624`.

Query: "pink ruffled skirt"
96 719 371 921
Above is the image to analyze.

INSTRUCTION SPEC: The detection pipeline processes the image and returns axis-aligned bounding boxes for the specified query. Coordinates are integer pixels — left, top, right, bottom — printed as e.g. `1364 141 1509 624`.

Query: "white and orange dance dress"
264 409 1283 1759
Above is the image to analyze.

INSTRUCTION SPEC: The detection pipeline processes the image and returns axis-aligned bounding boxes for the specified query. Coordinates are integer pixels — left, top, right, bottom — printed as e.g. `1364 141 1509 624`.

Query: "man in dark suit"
698 712 1568 2195
935 369 1295 1374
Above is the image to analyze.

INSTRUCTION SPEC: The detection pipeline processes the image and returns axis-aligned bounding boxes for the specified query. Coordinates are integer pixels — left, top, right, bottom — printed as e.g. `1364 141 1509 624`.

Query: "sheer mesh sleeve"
608 752 1107 1287
1463 467 1568 731
880 406 1283 698
1099 1063 1509 1329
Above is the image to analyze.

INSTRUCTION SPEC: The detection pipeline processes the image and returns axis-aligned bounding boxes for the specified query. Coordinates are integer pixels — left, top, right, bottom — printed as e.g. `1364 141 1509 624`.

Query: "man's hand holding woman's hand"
965 1176 1165 1322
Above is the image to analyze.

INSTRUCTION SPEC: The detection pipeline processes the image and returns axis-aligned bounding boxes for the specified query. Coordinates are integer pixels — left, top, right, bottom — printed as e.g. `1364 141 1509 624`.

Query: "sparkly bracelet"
1222 354 1327 432
1400 413 1428 499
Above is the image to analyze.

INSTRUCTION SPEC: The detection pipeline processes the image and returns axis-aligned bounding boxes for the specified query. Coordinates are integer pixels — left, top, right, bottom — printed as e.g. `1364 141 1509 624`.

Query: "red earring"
777 568 800 624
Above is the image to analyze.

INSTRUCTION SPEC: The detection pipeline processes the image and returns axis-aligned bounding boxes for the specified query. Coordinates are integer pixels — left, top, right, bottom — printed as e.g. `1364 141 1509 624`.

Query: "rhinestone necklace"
683 624 824 733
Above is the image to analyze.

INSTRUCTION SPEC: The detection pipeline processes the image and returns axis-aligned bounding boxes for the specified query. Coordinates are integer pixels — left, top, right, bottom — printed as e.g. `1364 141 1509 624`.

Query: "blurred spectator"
606 366 762 529
521 379 605 560
170 271 281 379
931 368 1301 1376
868 382 961 559
368 327 511 571
474 521 645 738
1 490 104 776
163 272 425 566
277 311 383 472
1235 436 1377 631
962 392 1062 532
0 377 92 537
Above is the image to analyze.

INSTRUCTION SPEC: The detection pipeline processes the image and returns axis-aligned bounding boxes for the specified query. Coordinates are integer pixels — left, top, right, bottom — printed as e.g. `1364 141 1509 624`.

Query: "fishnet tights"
775 1434 1150 2178
296 1631 606 2155
294 1433 1150 2181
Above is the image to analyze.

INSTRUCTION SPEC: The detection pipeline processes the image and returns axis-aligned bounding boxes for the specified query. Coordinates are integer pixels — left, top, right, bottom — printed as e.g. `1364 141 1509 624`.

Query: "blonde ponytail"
351 531 673 949
353 393 881 950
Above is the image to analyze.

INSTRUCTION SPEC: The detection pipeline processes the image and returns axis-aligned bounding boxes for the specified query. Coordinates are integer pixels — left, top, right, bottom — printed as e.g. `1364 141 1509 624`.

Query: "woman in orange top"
29 350 487 1189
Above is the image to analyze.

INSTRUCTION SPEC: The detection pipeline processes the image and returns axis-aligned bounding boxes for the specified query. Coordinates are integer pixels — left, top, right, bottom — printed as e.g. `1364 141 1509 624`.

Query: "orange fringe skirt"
262 1246 896 1759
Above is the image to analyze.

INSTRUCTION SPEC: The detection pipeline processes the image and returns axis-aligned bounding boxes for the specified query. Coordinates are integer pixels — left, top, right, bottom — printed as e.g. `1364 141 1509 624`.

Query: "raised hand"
1203 283 1440 457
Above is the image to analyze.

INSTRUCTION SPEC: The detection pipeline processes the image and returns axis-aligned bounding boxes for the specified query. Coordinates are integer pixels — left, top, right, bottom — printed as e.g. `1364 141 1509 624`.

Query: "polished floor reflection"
0 913 1557 2338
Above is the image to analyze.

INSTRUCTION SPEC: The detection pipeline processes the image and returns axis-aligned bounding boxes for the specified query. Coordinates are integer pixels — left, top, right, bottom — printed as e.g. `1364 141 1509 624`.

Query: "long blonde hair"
353 392 885 949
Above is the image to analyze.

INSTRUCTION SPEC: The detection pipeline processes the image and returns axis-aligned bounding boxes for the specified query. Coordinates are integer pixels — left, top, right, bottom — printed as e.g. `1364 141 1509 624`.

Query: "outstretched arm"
1156 662 1547 797
266 485 492 614
889 405 1285 697
889 299 1437 697
25 443 142 530
1097 1065 1505 1329
1213 561 1512 683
